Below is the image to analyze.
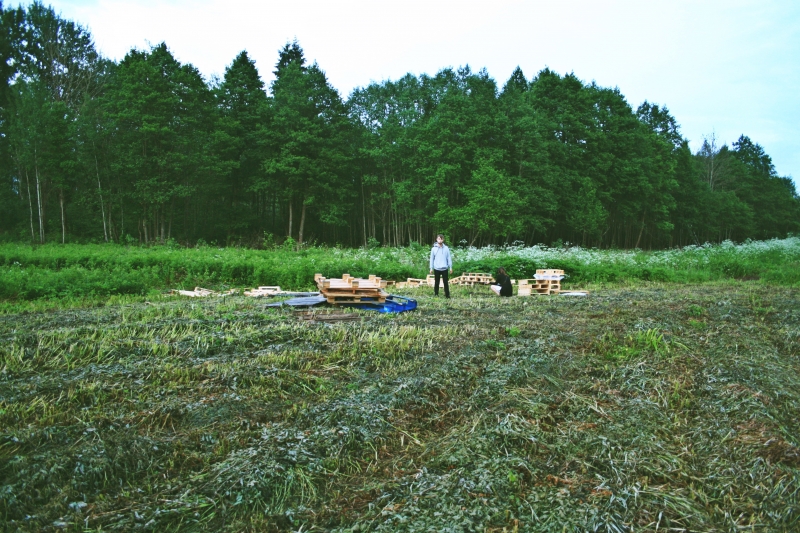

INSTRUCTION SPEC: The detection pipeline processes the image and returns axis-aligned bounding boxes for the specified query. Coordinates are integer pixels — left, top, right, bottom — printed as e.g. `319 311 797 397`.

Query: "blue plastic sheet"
339 294 417 313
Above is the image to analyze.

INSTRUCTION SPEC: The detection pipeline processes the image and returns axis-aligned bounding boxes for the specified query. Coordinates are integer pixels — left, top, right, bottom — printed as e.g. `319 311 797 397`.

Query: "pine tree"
264 42 353 247
104 43 216 243
213 50 269 240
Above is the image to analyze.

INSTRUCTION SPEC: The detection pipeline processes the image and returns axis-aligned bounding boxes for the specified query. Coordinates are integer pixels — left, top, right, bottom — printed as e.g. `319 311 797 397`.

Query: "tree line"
1 2 798 249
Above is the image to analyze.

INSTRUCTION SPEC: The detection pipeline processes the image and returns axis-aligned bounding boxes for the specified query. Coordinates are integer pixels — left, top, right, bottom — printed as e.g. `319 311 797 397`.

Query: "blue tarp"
339 294 417 313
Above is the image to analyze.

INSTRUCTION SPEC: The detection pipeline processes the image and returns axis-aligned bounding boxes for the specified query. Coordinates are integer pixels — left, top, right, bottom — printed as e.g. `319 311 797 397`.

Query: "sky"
15 0 800 188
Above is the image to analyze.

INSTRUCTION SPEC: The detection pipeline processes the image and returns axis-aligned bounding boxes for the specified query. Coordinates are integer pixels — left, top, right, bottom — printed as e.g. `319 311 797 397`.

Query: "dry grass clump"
1 283 799 531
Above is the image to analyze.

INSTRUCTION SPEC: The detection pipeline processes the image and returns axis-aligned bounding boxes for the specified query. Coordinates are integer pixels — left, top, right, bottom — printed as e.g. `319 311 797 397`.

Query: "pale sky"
16 0 800 188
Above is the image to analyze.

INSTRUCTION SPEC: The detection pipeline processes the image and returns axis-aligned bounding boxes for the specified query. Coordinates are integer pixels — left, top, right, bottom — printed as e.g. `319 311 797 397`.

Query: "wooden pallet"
324 294 388 304
315 273 388 304
534 269 565 280
537 269 565 275
244 286 283 297
451 272 496 286
517 279 561 296
316 273 385 289
396 277 426 288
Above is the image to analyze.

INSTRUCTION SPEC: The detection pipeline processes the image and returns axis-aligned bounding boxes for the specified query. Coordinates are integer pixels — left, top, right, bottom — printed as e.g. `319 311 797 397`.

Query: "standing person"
490 267 513 297
429 234 453 298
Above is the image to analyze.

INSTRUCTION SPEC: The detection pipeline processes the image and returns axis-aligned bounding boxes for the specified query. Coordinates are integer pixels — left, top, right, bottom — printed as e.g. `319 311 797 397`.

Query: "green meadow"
1 240 799 531
0 238 798 307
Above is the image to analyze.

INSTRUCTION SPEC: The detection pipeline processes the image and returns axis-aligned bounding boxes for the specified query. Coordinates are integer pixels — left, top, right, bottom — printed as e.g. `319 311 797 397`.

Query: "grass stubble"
0 282 798 532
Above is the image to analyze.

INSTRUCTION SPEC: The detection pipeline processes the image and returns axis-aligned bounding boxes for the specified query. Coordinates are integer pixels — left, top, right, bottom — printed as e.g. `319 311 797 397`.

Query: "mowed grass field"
1 281 798 532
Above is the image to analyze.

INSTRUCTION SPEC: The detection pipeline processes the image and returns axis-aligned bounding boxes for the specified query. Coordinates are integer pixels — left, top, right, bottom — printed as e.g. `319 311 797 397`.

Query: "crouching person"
490 267 513 297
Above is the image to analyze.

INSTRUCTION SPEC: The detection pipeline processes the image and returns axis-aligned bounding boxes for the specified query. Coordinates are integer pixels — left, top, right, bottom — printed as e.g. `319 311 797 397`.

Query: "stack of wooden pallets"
517 269 564 296
314 273 389 304
450 272 496 286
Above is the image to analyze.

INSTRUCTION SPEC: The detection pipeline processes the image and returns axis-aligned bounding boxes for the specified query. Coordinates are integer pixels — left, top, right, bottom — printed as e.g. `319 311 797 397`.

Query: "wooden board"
325 294 388 304
294 310 362 323
244 286 282 297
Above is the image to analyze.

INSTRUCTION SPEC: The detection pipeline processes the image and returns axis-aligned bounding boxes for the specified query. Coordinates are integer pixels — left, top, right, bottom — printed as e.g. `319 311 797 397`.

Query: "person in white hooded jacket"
429 234 453 298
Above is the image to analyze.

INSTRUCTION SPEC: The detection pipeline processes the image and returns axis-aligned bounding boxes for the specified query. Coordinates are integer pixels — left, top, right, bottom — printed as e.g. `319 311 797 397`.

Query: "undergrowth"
0 237 798 302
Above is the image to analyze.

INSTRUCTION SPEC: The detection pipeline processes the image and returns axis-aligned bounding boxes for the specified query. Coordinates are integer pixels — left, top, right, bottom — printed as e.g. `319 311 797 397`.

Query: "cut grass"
0 282 798 531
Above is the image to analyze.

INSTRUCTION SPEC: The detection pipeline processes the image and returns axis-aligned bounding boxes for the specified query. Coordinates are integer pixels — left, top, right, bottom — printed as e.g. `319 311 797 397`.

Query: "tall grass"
1 283 798 531
0 237 798 301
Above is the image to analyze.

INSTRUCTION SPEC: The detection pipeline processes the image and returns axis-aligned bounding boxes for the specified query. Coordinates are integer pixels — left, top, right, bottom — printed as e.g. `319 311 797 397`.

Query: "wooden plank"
322 291 387 299
323 280 381 289
327 295 387 304
295 310 362 323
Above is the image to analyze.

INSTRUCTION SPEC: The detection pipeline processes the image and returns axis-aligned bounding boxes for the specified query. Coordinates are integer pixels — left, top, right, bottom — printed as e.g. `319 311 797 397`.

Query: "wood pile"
517 269 564 296
314 273 389 304
397 273 495 288
450 272 496 286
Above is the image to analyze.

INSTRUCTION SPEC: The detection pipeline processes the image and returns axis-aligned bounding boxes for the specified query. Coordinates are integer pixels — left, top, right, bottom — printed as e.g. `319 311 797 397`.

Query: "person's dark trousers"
434 269 450 298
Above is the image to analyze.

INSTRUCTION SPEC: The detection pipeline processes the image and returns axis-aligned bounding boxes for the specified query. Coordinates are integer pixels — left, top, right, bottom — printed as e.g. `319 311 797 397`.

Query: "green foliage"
687 304 705 317
0 243 420 300
261 232 276 249
596 328 669 362
1 7 798 249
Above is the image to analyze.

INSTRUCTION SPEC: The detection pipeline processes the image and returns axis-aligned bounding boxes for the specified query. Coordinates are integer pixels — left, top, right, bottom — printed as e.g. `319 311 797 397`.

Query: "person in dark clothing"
490 267 513 297
429 234 453 298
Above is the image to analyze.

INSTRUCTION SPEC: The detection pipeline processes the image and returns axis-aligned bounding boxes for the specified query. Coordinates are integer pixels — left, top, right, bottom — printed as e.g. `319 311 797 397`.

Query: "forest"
1 1 798 249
